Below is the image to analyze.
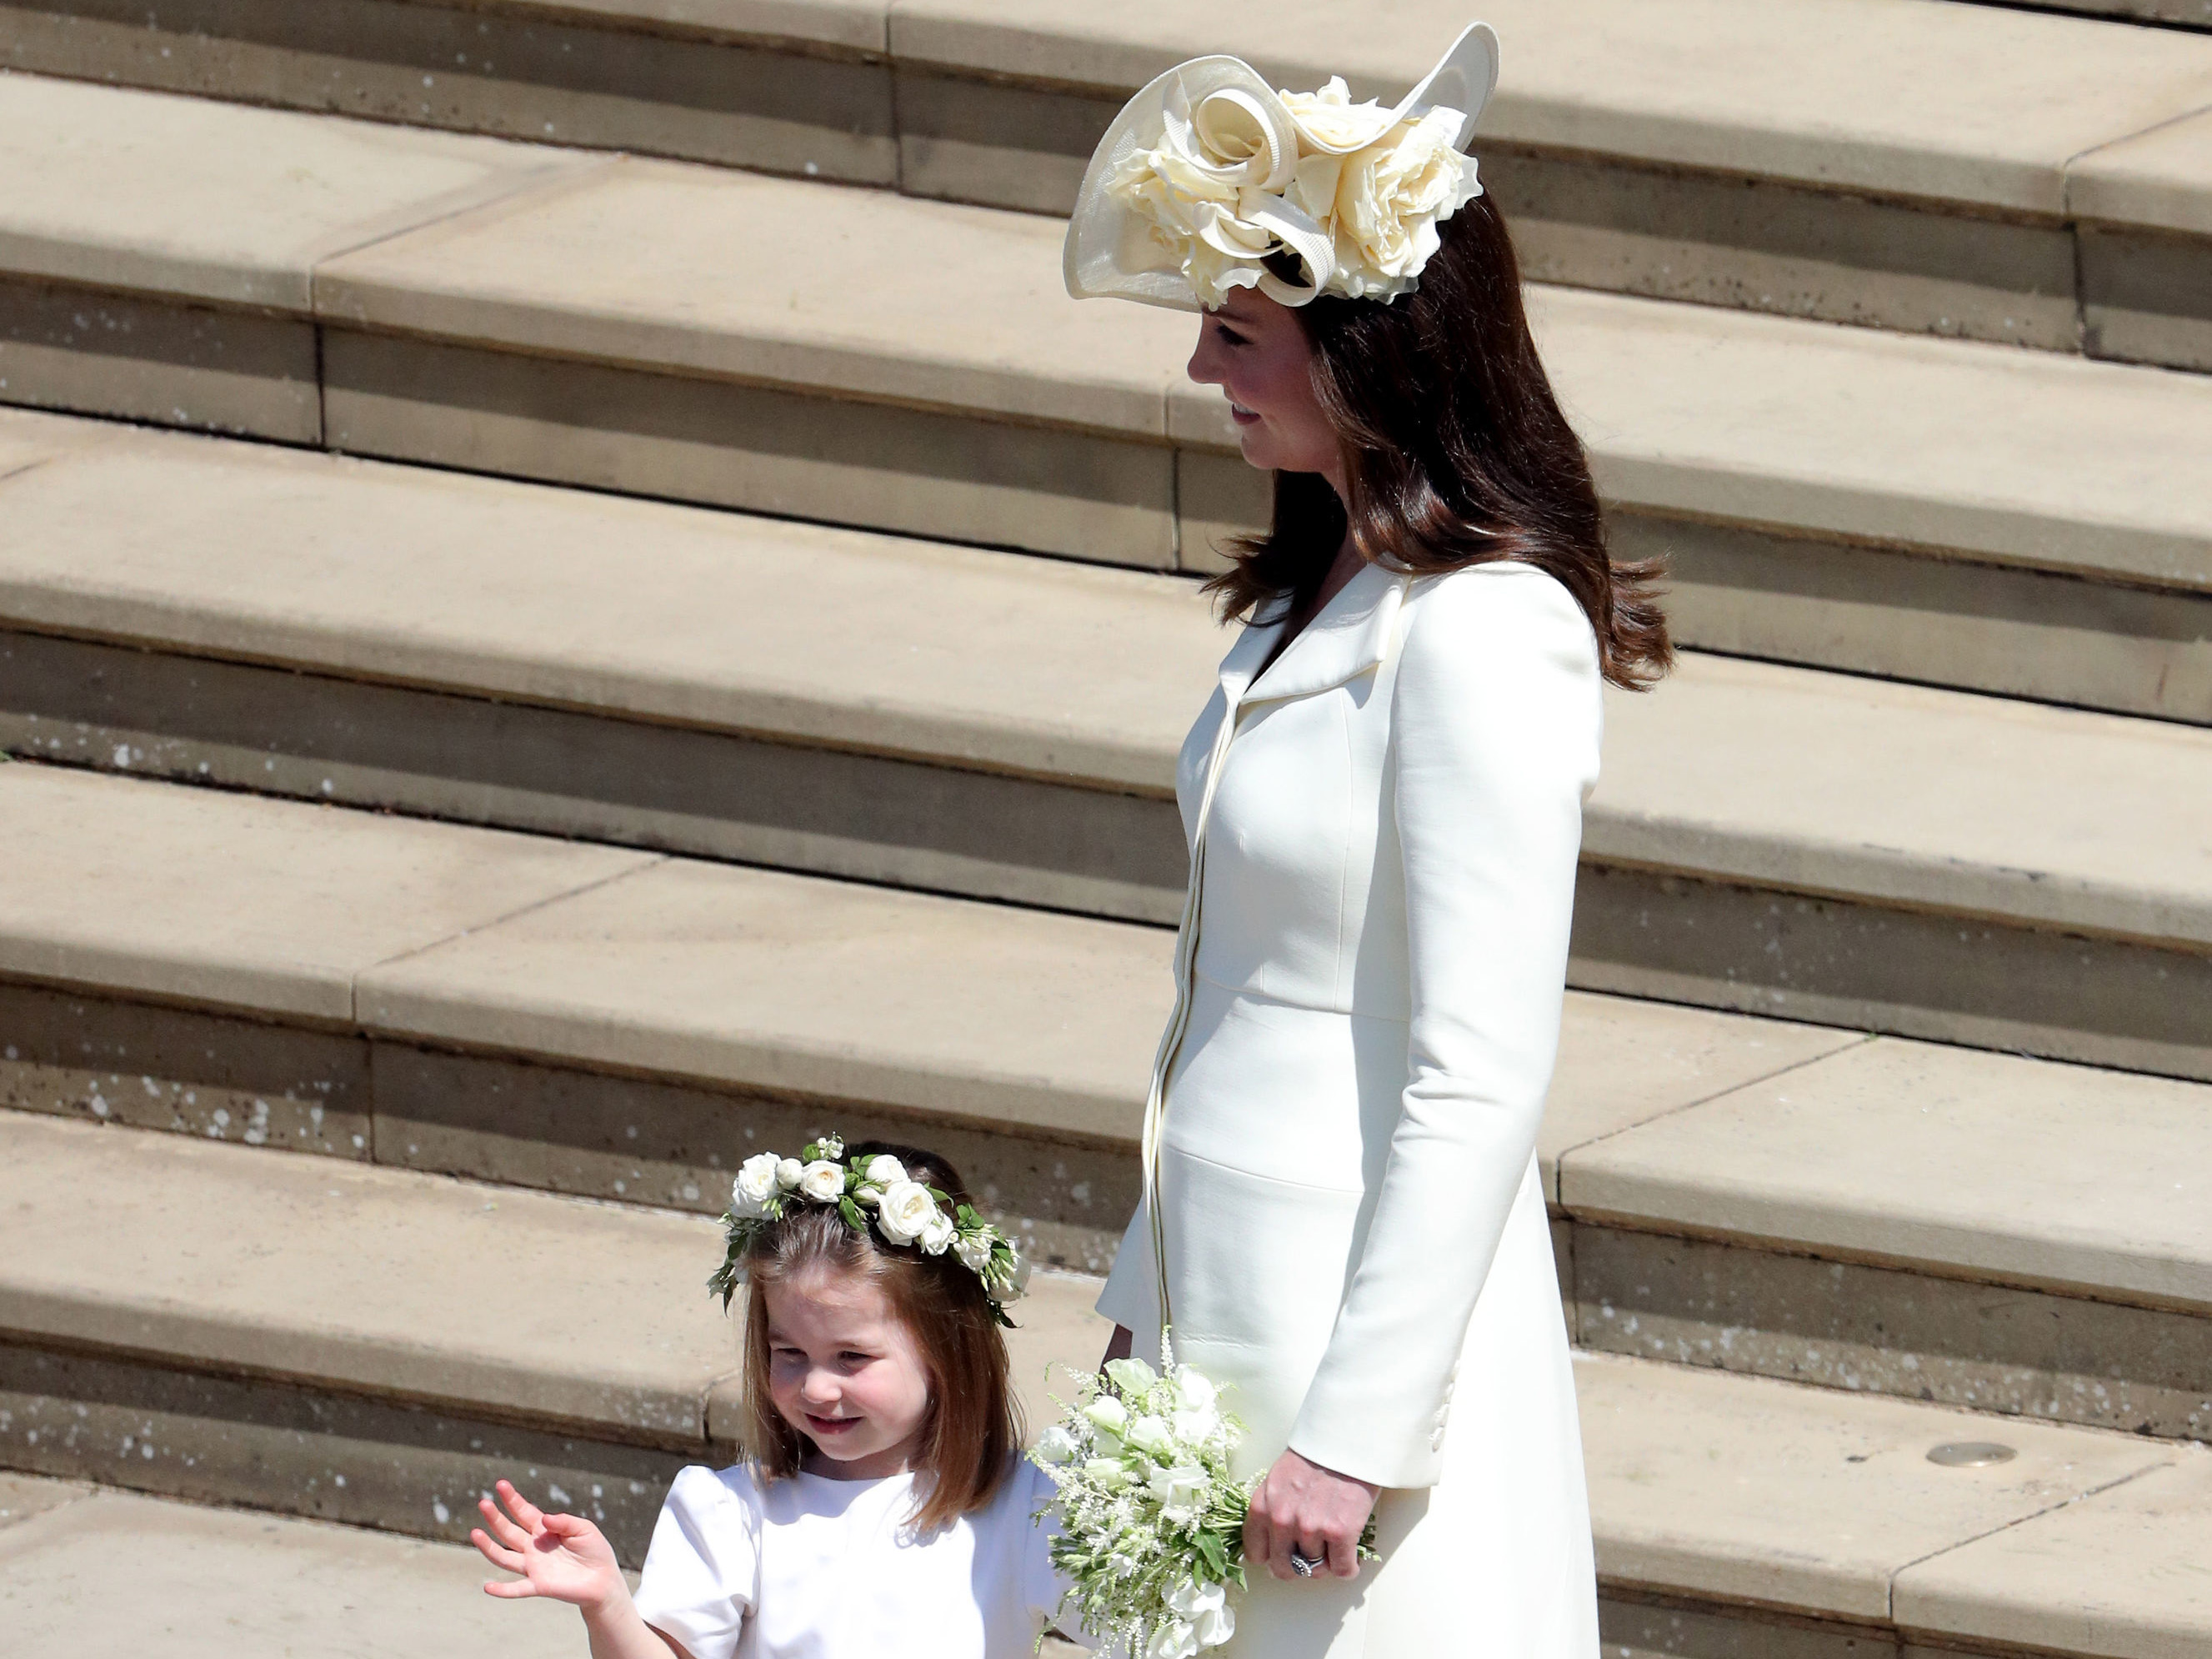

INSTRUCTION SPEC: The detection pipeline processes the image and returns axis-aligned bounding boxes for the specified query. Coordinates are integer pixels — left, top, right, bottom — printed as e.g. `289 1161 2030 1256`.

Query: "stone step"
1 1 2207 368
1 417 2207 1080
3 761 2208 1441
3 82 2208 728
0 1475 588 1656
3 1110 2209 1659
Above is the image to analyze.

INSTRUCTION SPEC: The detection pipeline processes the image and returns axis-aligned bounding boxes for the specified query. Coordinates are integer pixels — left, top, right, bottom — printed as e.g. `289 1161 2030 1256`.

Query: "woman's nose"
1187 333 1223 388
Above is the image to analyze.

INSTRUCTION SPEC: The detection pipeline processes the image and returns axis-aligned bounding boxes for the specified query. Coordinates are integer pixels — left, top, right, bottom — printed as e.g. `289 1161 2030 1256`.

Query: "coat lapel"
1239 560 1409 709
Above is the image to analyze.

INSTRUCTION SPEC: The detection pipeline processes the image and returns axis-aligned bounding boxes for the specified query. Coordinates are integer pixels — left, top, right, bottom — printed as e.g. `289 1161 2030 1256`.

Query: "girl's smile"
763 1269 934 1481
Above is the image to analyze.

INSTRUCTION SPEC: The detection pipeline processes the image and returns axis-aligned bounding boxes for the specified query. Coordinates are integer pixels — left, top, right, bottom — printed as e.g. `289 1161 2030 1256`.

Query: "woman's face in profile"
1186 286 1342 484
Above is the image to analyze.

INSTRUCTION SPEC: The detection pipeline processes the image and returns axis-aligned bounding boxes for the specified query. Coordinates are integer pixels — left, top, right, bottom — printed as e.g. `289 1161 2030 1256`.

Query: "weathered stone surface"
0 980 373 1157
321 330 1179 569
315 159 1188 434
1569 863 2212 1083
1895 1456 2212 1659
0 70 588 313
0 630 1191 921
1564 1035 2212 1309
0 278 320 443
0 1111 743 1437
1624 512 2212 726
0 1471 85 1531
1594 652 2212 950
888 0 2212 217
1574 1227 2212 1441
1539 999 1857 1201
0 762 652 1023
358 856 1170 1142
0 428 1218 789
0 1486 586 1654
0 1340 686 1563
1574 1351 2173 1622
0 0 896 181
369 1043 1143 1272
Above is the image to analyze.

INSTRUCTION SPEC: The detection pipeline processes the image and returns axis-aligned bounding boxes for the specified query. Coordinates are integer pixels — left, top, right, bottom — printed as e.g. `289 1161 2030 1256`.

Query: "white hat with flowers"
1063 23 1500 311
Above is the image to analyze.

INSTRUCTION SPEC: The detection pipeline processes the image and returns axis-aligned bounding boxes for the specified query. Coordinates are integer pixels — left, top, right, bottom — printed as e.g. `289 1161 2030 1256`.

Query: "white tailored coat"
1096 557 1602 1658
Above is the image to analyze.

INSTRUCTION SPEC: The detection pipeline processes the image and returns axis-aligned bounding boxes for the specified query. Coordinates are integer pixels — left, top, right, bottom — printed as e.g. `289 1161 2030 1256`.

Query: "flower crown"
709 1135 1028 1326
1064 23 1499 313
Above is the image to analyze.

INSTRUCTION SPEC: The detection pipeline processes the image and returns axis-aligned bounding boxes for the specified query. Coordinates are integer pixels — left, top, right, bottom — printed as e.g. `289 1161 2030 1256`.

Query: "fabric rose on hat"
1279 76 1395 152
1325 105 1481 299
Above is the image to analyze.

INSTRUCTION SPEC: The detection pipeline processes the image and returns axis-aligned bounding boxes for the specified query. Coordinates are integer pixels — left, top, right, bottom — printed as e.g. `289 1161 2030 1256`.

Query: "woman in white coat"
1063 24 1672 1658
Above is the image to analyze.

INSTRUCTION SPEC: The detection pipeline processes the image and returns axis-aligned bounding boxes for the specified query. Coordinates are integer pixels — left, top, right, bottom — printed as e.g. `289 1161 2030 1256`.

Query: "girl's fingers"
478 1493 533 1551
482 1577 541 1600
495 1478 546 1531
469 1528 527 1574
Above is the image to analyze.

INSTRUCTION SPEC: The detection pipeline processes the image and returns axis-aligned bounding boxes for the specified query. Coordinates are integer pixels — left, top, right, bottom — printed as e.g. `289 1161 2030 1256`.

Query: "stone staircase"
1 3 2209 1654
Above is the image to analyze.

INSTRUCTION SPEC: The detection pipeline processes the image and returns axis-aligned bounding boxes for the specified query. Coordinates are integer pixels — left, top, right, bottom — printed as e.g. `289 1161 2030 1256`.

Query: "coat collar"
1218 559 1409 711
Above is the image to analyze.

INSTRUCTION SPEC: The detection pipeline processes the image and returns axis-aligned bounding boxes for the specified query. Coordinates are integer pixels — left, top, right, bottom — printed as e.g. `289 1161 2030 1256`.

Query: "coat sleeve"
1286 564 1602 1491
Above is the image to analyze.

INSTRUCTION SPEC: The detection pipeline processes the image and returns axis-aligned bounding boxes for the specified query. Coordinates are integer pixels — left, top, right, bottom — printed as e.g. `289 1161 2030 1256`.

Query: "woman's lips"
1229 402 1259 426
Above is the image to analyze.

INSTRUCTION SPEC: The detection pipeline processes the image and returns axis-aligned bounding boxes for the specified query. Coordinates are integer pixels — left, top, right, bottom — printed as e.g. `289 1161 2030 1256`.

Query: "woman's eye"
1214 323 1249 348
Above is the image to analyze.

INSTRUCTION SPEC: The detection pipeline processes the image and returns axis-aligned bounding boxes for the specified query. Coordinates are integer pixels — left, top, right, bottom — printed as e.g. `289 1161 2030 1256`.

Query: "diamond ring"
1289 1550 1322 1578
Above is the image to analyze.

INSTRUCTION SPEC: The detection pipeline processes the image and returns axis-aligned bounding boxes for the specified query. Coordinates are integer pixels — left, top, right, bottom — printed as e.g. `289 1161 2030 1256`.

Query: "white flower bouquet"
1030 1339 1375 1657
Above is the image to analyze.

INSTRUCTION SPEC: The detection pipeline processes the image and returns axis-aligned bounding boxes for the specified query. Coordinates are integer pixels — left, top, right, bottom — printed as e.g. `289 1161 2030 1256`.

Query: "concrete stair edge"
3 1109 2209 1658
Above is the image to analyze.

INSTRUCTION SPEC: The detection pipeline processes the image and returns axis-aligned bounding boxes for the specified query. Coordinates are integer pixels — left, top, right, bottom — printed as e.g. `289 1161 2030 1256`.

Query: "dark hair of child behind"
738 1140 1020 1531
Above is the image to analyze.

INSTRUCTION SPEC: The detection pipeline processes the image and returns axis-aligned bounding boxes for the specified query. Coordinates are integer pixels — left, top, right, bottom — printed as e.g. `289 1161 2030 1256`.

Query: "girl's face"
763 1268 933 1481
1185 285 1344 490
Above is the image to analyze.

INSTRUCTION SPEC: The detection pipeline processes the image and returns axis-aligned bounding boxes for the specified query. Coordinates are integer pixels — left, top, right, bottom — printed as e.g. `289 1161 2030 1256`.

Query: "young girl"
472 1135 1088 1658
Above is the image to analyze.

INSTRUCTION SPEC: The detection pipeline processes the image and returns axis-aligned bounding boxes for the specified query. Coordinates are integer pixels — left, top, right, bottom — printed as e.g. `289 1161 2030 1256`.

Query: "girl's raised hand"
473 1478 625 1610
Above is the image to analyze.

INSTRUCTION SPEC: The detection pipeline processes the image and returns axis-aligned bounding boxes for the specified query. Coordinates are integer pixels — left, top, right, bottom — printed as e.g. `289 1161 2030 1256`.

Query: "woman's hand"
1244 1447 1379 1581
473 1479 626 1611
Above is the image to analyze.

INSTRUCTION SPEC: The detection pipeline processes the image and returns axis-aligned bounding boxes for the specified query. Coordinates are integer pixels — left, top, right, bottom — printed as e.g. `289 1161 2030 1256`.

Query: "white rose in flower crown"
862 1154 906 1189
1168 1576 1234 1649
1329 105 1481 299
774 1157 804 1190
874 1180 940 1245
733 1152 782 1212
1034 1424 1082 1465
918 1211 956 1255
953 1230 993 1275
796 1160 846 1204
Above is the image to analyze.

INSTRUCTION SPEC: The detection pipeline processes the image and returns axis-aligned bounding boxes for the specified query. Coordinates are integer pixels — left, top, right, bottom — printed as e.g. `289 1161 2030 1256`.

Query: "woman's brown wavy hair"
1208 192 1671 690
738 1140 1019 1532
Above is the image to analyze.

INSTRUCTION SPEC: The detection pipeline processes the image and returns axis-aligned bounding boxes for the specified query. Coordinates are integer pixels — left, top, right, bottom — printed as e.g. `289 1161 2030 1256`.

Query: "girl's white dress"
633 1456 1083 1659
1097 559 1603 1657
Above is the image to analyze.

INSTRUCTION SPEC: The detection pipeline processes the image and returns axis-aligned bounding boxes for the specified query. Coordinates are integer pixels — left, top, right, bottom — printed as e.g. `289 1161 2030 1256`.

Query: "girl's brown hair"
1209 192 1672 691
738 1140 1019 1531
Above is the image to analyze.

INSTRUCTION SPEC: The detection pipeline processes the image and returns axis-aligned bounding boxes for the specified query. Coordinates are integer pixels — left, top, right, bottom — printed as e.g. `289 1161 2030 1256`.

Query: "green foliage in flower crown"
1027 1338 1379 1657
703 1132 1028 1325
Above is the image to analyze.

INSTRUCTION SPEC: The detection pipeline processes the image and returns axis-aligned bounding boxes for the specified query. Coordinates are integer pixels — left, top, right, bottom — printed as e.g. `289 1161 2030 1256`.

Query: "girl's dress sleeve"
1288 564 1604 1491
633 1464 763 1659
